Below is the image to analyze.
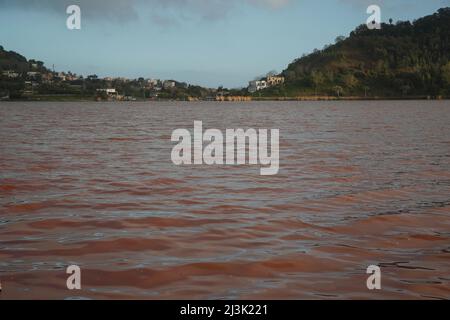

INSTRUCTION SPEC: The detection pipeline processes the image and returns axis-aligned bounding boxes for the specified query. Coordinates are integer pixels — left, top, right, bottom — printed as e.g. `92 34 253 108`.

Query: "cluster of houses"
146 79 178 90
248 75 285 93
2 68 85 96
2 70 21 79
100 78 178 91
2 69 82 82
95 79 182 101
1 65 184 99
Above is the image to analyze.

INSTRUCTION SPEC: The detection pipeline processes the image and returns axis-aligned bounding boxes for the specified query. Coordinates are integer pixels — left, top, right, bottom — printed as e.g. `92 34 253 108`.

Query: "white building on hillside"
248 80 268 93
2 70 20 78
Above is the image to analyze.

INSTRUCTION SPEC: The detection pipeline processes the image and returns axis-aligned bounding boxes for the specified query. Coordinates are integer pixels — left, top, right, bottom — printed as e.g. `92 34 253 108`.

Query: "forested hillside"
262 8 450 98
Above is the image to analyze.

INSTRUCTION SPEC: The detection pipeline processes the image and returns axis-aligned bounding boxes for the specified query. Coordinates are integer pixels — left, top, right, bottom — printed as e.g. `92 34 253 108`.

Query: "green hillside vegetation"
0 46 47 73
259 8 450 98
0 46 49 98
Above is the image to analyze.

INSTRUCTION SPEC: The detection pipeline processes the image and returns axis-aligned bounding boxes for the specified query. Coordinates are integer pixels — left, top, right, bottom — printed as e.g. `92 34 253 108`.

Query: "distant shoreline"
252 95 448 102
1 95 448 102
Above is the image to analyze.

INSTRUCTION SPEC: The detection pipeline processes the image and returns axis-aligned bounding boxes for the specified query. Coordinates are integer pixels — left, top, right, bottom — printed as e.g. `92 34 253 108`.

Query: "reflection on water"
0 100 449 299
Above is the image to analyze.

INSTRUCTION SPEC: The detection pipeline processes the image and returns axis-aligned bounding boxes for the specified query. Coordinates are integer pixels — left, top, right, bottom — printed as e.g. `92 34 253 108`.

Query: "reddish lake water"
0 100 449 299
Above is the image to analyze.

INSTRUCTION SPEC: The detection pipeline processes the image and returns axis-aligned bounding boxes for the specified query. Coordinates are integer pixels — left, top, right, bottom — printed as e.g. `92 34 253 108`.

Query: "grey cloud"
0 0 293 23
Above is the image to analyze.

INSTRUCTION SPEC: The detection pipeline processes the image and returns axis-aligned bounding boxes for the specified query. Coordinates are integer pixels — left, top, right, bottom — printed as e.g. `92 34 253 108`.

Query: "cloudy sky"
1 0 448 87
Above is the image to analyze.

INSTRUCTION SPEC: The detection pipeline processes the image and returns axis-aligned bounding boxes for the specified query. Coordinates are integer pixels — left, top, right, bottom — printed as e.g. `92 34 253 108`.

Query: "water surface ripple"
0 101 449 299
